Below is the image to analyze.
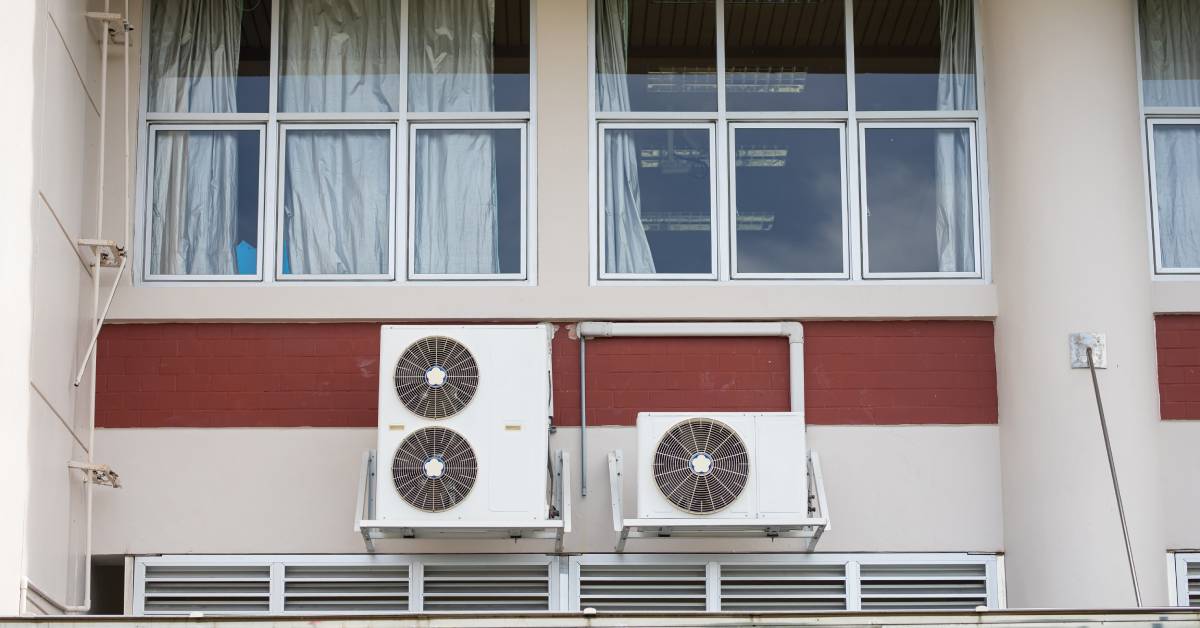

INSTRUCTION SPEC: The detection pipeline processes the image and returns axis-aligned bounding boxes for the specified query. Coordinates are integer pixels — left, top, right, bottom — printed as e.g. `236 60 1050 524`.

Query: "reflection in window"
148 0 271 113
279 0 403 113
724 0 846 112
596 0 718 113
863 127 975 274
409 0 530 113
413 129 523 275
150 130 261 276
603 128 712 275
282 129 391 276
1139 0 1200 108
734 128 843 274
1152 125 1200 269
853 0 976 112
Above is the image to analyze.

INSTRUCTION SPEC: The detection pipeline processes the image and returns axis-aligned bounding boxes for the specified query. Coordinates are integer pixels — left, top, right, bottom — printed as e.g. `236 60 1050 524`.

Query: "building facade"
4 0 1200 617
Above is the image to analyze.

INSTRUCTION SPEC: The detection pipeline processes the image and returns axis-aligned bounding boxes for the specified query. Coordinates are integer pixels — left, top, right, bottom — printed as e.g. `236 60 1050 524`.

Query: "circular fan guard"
393 336 479 419
391 426 478 512
653 418 749 514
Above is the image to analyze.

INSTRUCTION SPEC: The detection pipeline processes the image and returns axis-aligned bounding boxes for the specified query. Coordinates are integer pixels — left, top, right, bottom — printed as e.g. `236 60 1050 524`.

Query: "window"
592 0 985 281
1138 0 1200 274
140 0 533 282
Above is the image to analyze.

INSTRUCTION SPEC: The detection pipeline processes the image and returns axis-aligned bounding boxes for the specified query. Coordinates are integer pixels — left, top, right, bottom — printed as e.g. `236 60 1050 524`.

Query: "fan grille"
653 418 749 514
391 427 478 512
393 336 479 419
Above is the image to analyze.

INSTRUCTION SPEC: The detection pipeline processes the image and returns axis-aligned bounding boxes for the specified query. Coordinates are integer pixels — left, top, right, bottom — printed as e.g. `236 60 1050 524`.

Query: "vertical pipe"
579 335 587 497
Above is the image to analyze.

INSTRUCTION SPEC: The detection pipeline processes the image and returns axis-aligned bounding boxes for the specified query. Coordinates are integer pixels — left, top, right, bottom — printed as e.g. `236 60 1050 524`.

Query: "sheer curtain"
597 0 656 274
934 0 976 273
410 0 500 274
148 0 242 275
280 0 400 275
1141 0 1200 268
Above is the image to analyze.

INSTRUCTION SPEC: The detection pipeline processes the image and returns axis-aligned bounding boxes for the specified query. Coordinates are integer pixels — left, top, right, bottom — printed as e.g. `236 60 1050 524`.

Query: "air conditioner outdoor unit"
375 325 552 523
636 412 807 520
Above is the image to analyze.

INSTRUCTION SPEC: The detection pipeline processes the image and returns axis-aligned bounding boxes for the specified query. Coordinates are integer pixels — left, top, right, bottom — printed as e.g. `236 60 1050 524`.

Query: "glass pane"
149 129 261 276
413 128 523 275
734 127 844 274
281 129 392 276
409 0 531 112
147 0 270 113
1139 0 1200 107
279 0 402 113
725 0 847 112
596 0 718 112
853 0 977 112
863 127 976 274
603 128 712 275
1153 125 1200 269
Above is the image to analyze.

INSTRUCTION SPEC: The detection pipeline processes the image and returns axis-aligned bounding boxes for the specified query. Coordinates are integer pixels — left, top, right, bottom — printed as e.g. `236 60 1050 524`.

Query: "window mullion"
844 0 864 280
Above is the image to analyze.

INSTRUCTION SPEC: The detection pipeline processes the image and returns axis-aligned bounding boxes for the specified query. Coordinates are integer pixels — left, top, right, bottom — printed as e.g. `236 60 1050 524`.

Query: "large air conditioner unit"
375 325 552 523
636 412 807 519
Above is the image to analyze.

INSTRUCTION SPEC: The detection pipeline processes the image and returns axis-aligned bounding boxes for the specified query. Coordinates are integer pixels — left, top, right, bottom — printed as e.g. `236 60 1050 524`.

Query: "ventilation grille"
653 418 749 514
1186 561 1200 607
859 563 989 610
720 564 847 611
578 564 707 611
421 564 551 611
142 565 270 614
282 565 409 613
393 336 479 419
391 426 478 512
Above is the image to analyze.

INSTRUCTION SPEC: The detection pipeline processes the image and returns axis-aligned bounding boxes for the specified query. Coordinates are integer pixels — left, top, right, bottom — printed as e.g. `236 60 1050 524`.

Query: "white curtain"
410 0 500 274
597 0 656 274
1142 0 1200 268
280 0 399 275
148 1 242 275
934 0 976 273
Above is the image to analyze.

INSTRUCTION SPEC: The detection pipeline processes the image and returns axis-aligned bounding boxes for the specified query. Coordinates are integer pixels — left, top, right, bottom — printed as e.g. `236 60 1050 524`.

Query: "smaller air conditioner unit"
636 412 807 520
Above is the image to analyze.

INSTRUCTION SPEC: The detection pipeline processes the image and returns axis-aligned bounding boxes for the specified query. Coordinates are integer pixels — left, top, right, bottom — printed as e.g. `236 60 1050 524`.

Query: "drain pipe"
574 322 805 497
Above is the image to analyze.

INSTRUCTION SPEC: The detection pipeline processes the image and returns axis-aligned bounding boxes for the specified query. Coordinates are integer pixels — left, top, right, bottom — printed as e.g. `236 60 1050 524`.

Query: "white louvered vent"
283 564 409 613
859 563 989 610
578 563 707 611
142 564 271 614
720 564 848 611
420 563 551 611
1186 560 1200 607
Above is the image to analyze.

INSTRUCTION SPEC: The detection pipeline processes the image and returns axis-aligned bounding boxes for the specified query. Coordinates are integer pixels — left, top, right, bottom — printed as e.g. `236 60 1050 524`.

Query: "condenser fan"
653 418 749 514
391 426 478 512
393 336 479 419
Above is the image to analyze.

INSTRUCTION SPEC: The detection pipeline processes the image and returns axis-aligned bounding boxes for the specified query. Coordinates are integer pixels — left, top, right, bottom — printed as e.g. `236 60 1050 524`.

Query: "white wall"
91 426 1002 556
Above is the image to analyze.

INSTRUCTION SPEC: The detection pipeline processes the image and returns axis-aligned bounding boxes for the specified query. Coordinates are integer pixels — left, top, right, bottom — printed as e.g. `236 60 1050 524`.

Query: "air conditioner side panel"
753 416 808 517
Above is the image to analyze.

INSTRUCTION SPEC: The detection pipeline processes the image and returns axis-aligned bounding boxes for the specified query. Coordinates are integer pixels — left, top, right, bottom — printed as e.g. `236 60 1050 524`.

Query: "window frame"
858 121 983 280
1144 119 1200 275
597 122 720 281
134 0 537 286
587 0 991 284
728 122 851 280
142 123 268 282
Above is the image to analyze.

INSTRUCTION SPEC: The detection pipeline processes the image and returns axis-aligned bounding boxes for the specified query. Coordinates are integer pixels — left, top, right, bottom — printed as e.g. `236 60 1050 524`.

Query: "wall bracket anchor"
1069 332 1106 369
68 461 122 488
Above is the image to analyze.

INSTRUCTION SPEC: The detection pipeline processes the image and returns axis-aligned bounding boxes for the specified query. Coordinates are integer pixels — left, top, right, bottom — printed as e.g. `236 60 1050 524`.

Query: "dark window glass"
725 0 847 112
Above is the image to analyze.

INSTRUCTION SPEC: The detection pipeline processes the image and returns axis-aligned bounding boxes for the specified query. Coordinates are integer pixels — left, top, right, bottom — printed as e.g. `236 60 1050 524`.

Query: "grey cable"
1086 347 1143 607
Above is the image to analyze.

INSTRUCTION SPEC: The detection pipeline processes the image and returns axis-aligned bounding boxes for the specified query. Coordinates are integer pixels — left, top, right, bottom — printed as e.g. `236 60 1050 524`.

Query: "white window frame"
275 123 399 281
134 0 537 286
587 0 991 284
407 122 530 281
142 124 268 282
597 122 720 281
1145 119 1200 275
859 121 983 280
728 122 851 280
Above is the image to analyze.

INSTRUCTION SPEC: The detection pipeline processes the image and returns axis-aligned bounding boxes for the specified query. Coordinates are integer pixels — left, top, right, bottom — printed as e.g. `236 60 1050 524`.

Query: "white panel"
754 415 807 516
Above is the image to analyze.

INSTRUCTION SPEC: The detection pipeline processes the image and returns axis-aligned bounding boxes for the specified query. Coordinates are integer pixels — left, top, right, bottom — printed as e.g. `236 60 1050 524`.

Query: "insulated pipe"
574 322 805 497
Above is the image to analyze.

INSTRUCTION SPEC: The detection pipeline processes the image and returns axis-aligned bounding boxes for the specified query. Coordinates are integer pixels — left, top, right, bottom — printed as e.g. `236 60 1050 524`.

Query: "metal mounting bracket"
68 461 122 488
77 238 125 269
1070 332 1107 369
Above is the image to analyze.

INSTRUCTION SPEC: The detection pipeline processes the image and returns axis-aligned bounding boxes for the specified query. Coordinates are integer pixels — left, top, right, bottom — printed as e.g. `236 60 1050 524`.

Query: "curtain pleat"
934 0 976 273
148 0 242 276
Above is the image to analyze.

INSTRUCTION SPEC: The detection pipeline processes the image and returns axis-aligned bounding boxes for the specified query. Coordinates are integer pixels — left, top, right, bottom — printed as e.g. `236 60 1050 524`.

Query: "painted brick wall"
97 321 998 428
1157 315 1200 420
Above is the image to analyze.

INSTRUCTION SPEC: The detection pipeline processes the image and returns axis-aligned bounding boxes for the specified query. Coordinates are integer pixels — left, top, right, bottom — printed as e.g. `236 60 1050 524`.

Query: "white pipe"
574 322 805 499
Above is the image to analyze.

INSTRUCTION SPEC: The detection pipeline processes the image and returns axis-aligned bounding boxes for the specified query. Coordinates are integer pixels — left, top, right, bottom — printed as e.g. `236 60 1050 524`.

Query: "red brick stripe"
97 321 999 428
1157 315 1200 421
